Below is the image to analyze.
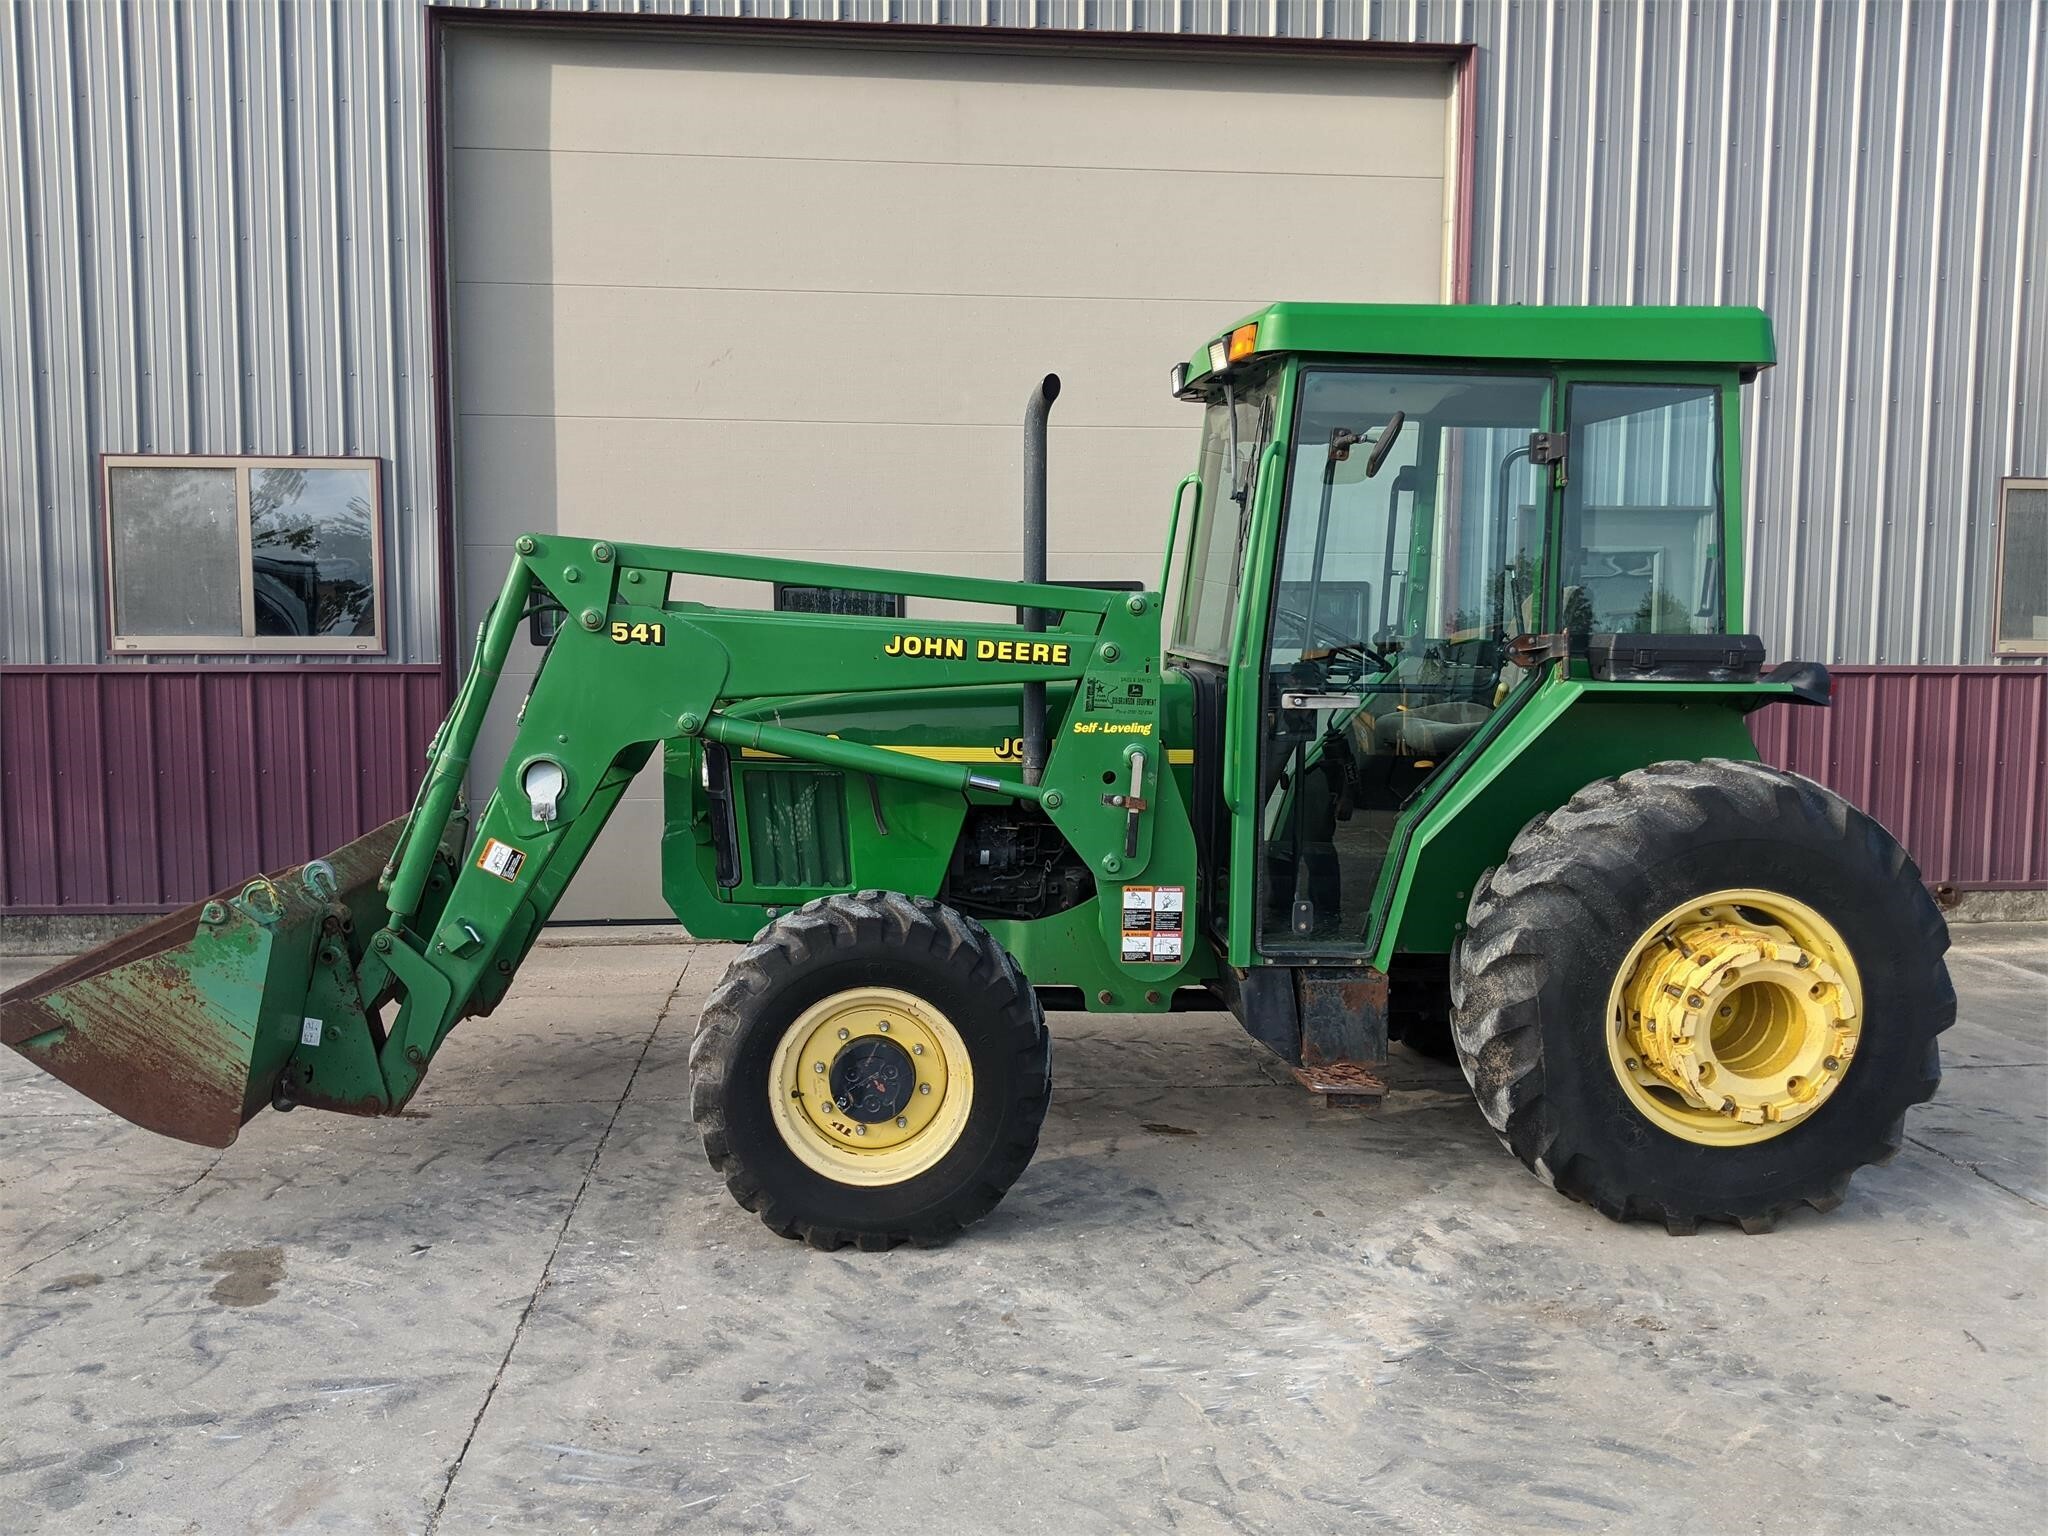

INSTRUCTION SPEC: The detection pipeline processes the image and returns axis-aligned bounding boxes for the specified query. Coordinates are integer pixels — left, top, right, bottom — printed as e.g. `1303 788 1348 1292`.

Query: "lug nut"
838 1027 850 1040
896 1117 908 1129
912 1044 924 1056
855 1124 867 1137
1823 1055 1841 1072
878 1021 889 1033
919 1083 932 1095
813 1062 825 1074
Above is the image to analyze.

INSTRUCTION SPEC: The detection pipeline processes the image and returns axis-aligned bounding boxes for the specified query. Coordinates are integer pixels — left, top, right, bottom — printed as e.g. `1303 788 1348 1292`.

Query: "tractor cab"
1163 303 1771 965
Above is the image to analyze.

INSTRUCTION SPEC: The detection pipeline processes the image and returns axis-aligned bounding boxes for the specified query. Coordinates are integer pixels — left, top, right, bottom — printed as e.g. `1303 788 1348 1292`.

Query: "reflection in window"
250 467 378 637
104 457 382 651
1563 385 1724 635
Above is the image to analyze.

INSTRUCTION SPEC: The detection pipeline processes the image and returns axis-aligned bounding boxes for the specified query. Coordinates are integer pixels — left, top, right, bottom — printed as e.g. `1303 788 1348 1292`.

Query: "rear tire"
689 891 1049 1250
1450 759 1952 1233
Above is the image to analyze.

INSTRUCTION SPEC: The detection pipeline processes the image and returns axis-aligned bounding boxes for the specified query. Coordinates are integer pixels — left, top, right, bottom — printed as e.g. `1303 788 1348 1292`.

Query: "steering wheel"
1279 605 1397 681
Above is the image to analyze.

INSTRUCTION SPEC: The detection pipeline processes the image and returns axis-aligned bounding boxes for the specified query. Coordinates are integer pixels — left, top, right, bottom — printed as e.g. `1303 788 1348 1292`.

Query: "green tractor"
4 303 1953 1247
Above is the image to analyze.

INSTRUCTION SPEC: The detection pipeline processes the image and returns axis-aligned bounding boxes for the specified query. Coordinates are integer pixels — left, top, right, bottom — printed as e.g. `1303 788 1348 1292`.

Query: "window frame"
101 453 387 655
1993 476 2048 658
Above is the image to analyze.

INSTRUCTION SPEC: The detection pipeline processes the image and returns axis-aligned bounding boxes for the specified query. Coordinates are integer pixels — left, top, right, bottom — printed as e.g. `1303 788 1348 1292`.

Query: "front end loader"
4 302 1952 1246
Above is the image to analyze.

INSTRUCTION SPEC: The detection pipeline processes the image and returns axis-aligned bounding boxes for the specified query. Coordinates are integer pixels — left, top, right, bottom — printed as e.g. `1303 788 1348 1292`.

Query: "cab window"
1171 376 1277 660
1562 383 1726 635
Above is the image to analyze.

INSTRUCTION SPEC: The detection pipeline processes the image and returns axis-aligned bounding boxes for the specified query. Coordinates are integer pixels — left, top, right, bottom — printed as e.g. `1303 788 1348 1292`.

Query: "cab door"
1246 367 1556 959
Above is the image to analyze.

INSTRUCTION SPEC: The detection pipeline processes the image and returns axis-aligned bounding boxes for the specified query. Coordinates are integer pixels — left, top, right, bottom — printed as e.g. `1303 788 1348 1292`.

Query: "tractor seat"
1370 699 1493 759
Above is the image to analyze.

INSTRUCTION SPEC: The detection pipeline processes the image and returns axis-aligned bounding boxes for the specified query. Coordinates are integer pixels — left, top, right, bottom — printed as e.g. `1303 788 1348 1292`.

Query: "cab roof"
1189 302 1776 381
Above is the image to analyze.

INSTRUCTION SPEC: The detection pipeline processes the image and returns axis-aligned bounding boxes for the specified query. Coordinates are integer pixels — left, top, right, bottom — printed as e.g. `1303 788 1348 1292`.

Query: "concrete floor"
2 927 2043 1535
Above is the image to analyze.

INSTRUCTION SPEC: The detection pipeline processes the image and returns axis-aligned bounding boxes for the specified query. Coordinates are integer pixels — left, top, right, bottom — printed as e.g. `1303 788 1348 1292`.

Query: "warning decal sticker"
1120 886 1186 963
477 838 525 882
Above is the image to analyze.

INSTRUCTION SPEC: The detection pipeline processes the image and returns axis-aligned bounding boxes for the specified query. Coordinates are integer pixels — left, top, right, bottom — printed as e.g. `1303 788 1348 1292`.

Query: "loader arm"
352 537 1190 1107
5 536 1194 1145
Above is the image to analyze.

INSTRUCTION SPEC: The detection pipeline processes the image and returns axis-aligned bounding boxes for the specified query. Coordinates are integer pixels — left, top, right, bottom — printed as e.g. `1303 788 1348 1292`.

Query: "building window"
103 455 384 653
1994 477 2048 658
773 584 903 618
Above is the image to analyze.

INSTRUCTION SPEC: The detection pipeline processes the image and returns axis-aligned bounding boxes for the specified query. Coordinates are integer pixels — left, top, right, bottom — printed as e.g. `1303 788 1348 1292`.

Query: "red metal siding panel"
97 673 154 905
1 666 446 913
2 675 59 907
1752 666 2048 889
153 675 212 908
47 675 109 907
201 674 262 893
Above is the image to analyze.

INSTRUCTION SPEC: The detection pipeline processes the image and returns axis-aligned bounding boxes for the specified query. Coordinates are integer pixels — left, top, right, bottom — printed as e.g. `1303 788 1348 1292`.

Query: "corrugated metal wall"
0 665 447 911
0 0 439 665
4 1 2042 669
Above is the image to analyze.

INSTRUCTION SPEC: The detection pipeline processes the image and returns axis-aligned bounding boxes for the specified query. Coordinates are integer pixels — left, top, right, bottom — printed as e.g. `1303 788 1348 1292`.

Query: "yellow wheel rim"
1606 888 1864 1147
768 986 975 1187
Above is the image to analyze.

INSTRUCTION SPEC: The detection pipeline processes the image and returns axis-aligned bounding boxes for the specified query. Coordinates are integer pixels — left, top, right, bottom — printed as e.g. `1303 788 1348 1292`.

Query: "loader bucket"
2 817 404 1149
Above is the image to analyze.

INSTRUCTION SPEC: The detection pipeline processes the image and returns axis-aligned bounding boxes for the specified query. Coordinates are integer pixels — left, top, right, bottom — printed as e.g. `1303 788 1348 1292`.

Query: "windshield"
1170 375 1277 660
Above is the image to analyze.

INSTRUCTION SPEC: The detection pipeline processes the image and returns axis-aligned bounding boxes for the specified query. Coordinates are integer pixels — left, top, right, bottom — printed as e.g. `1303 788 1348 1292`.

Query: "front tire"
1450 759 1953 1233
689 892 1050 1250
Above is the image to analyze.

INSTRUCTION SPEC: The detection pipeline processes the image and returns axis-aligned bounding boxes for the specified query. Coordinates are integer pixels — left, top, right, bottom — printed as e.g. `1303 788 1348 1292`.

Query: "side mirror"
1327 411 1408 483
1364 411 1407 477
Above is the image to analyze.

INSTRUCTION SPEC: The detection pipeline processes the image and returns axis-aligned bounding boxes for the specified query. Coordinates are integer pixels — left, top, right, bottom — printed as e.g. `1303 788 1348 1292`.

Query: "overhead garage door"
446 26 1460 920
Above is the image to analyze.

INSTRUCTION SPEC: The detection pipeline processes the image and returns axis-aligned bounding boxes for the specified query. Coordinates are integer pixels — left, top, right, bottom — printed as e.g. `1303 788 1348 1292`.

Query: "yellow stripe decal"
741 745 1195 764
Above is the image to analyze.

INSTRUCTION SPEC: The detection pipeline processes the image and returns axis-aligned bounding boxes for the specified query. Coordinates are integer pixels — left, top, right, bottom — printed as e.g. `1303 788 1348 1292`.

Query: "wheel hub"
829 1035 918 1123
768 986 975 1186
1610 892 1863 1145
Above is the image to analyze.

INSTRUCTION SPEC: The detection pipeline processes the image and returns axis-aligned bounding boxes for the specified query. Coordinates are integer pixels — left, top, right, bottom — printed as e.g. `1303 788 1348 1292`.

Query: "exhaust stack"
1021 373 1060 786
